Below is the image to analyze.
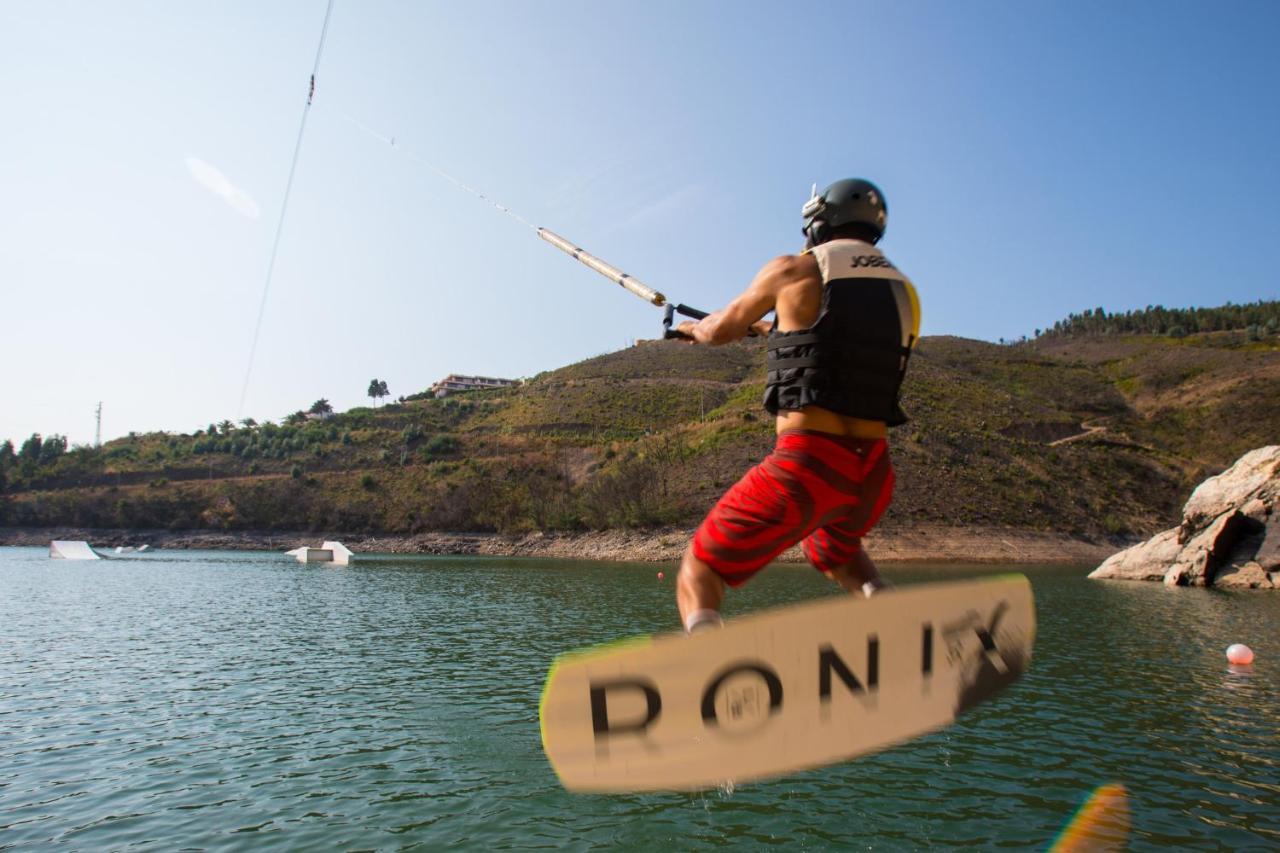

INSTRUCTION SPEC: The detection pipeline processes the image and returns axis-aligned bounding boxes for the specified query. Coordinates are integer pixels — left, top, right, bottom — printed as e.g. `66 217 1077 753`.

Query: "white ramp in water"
285 546 331 563
285 541 354 566
321 541 354 566
50 540 103 560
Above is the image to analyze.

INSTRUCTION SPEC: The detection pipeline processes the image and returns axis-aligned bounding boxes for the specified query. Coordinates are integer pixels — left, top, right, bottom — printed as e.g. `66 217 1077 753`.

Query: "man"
674 178 921 633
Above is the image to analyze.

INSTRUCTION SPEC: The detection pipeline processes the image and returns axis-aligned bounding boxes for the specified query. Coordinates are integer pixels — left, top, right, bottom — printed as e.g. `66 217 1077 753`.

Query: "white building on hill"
431 374 518 397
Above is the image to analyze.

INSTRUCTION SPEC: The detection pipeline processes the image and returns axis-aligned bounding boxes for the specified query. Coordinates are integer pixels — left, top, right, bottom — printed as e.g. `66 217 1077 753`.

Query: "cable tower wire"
237 0 337 418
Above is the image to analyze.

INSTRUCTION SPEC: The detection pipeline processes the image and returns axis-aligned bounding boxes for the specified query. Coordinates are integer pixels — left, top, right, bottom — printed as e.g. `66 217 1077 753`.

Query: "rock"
1180 446 1280 541
1092 445 1280 589
1210 528 1277 589
1214 561 1275 589
1169 510 1253 586
1240 498 1269 524
1089 527 1180 581
1255 514 1280 571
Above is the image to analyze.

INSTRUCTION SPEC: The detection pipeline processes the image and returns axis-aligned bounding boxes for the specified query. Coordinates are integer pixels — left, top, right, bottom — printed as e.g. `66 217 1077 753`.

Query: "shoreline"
1 525 1123 565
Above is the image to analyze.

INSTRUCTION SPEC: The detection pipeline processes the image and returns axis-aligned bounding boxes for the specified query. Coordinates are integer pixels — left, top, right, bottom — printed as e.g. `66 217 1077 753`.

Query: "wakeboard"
539 574 1035 792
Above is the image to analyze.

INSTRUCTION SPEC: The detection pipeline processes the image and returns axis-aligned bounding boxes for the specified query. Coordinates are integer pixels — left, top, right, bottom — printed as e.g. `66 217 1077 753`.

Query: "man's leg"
804 444 895 597
677 545 726 632
822 546 890 597
680 453 808 631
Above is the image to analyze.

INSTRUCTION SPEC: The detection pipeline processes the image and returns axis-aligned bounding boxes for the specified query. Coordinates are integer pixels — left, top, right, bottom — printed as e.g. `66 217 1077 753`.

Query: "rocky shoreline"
1089 445 1279 589
1 524 1119 565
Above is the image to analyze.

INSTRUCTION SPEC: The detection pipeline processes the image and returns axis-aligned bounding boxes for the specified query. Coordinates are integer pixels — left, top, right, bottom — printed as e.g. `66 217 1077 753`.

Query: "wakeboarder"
673 179 921 632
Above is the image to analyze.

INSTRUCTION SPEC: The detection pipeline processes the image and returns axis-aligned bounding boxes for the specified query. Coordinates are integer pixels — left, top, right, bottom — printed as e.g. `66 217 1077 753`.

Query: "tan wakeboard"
540 574 1035 793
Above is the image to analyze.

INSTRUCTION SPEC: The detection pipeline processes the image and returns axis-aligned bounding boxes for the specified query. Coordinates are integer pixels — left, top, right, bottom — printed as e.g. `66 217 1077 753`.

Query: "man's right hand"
675 320 700 342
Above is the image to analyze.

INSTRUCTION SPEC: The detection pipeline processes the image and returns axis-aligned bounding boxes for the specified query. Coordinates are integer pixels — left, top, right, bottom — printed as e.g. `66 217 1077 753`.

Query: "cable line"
335 108 667 307
237 0 337 418
336 110 538 233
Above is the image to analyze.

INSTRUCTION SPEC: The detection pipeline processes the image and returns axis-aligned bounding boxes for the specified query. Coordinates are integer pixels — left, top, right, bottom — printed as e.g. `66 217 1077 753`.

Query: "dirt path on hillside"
1048 419 1108 447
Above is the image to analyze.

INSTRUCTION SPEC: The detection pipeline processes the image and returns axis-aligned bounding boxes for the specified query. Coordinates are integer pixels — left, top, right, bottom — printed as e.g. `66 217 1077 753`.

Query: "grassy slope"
5 332 1277 539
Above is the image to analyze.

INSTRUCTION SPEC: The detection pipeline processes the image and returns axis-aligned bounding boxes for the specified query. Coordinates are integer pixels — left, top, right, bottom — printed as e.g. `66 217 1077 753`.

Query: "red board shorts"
692 429 894 587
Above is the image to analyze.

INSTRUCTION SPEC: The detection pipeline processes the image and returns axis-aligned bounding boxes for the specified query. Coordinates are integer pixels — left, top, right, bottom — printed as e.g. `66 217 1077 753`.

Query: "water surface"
1 548 1276 850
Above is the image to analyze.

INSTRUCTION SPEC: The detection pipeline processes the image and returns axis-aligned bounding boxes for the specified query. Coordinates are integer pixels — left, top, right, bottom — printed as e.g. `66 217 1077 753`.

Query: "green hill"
3 321 1278 542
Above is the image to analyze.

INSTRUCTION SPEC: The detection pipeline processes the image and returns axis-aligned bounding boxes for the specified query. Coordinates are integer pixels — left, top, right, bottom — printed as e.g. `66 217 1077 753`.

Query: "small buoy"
657 571 665 581
1226 644 1254 665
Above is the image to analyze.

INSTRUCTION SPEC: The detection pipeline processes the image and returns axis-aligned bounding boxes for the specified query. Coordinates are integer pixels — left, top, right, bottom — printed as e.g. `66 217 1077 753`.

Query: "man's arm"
677 254 812 345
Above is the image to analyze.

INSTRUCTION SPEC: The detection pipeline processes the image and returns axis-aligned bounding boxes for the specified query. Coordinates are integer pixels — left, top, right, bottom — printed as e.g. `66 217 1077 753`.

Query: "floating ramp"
285 540 353 566
112 544 152 554
50 540 104 560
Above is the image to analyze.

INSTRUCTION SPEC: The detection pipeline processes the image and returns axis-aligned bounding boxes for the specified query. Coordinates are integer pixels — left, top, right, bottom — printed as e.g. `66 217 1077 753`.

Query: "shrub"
1102 514 1128 536
424 435 460 457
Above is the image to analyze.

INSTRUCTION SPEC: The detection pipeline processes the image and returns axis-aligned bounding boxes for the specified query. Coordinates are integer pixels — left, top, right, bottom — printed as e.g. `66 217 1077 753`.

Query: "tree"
40 435 67 465
308 399 333 416
240 418 258 429
18 433 42 464
218 420 235 435
0 440 14 470
367 379 390 406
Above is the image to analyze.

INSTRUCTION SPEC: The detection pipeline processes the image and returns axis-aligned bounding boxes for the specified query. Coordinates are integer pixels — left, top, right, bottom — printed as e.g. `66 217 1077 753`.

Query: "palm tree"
309 399 333 416
368 379 390 407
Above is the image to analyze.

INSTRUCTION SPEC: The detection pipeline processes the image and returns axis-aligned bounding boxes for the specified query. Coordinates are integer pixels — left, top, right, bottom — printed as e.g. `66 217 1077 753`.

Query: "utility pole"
95 402 102 449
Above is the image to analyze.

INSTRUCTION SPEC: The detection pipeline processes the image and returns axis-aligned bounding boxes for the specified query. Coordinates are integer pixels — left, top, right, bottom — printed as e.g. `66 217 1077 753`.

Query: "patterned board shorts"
691 429 895 587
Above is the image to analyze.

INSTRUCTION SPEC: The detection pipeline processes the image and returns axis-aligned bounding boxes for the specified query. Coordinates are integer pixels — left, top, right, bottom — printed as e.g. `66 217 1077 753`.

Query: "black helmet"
801 178 887 245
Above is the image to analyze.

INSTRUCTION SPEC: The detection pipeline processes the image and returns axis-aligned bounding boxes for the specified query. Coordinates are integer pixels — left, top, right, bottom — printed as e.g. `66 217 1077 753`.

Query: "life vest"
763 239 921 425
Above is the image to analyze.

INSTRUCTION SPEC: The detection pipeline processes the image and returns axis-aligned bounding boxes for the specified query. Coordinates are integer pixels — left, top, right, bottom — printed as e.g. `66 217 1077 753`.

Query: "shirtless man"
674 178 921 633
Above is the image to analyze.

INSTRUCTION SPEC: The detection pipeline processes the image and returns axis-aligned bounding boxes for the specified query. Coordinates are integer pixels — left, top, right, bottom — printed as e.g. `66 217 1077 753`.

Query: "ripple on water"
0 551 1276 849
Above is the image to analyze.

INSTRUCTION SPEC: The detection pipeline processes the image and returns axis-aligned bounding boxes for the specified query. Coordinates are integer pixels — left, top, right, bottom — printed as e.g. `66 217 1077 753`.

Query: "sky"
1 1 1277 447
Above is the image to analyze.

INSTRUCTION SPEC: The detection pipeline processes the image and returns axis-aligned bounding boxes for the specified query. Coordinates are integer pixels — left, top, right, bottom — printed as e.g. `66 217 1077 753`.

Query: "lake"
0 547 1275 850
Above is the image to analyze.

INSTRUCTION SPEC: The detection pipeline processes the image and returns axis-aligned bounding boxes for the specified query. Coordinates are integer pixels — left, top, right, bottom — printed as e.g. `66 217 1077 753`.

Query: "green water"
0 548 1275 850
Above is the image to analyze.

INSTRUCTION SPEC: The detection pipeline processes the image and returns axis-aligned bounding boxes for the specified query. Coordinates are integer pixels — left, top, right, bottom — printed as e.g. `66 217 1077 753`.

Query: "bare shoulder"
756 253 820 286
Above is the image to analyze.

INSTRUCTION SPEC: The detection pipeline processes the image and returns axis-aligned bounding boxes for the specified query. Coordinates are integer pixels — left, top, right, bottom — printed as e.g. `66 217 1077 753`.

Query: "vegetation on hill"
1040 299 1279 340
3 310 1278 541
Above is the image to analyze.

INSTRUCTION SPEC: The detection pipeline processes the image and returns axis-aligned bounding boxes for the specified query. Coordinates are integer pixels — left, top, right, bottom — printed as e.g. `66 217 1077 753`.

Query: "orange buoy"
1226 644 1254 665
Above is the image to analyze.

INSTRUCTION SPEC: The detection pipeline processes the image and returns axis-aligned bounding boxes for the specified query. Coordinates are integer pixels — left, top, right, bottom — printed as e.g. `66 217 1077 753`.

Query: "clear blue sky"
2 1 1277 447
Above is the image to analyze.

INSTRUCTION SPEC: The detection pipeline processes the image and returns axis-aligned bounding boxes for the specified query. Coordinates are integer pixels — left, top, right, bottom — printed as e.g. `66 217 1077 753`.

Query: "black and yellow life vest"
763 239 921 426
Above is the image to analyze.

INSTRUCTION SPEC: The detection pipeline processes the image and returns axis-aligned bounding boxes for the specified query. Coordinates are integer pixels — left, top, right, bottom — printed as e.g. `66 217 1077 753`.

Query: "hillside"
3 328 1278 543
